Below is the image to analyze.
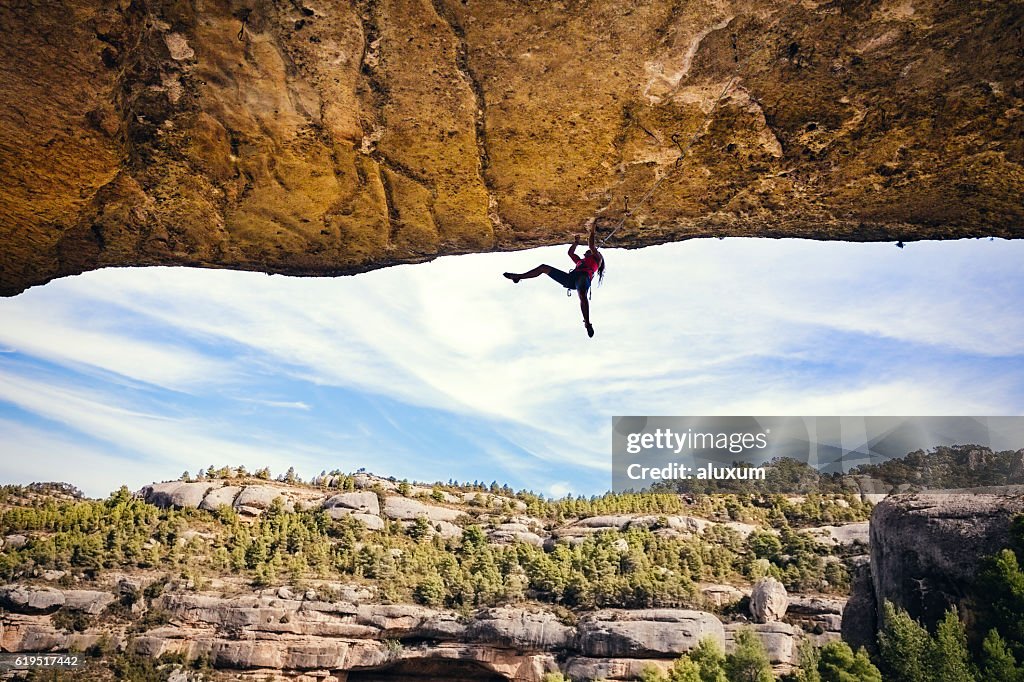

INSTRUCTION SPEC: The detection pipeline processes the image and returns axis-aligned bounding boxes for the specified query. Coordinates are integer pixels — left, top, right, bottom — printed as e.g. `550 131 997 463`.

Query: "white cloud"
0 419 163 498
1 238 1022 494
234 397 312 410
0 298 230 391
0 367 327 483
548 482 574 498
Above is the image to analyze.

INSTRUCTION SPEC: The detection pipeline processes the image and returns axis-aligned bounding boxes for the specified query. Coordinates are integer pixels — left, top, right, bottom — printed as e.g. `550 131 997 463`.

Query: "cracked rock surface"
2 0 1022 295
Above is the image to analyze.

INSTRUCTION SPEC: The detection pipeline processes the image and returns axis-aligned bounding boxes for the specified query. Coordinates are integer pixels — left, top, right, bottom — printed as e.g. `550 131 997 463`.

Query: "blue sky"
1 238 1023 498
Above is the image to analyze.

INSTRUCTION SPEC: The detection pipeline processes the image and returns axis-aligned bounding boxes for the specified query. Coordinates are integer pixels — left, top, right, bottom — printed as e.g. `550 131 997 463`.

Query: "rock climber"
503 220 605 338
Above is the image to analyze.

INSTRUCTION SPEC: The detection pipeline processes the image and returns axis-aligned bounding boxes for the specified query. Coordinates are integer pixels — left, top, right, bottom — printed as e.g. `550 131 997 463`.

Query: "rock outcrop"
868 493 1024 629
382 496 463 524
841 492 1024 651
750 577 788 623
2 0 1023 296
725 622 799 666
1 586 743 681
324 491 381 516
575 609 725 658
841 556 876 651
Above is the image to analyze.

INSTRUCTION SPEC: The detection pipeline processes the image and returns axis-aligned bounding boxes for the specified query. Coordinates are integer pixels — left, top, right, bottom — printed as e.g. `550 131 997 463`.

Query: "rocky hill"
2 0 1023 295
0 472 869 680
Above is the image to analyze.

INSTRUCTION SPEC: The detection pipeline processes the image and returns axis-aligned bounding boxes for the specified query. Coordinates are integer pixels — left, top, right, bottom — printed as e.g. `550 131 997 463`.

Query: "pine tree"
689 638 728 682
878 601 931 682
816 641 881 682
932 608 976 682
726 629 773 682
794 639 821 682
981 629 1023 682
667 657 703 682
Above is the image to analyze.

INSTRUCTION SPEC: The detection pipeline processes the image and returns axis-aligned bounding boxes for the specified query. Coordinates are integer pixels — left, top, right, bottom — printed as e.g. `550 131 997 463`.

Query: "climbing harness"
597 12 787 248
566 286 593 300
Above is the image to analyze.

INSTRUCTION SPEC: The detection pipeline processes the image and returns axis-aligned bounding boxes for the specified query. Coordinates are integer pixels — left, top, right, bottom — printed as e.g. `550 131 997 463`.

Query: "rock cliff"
2 0 1023 295
1 583 834 680
842 492 1024 649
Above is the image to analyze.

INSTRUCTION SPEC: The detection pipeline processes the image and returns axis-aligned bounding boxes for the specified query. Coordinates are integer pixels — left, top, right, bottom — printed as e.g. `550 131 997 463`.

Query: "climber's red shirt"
573 253 601 278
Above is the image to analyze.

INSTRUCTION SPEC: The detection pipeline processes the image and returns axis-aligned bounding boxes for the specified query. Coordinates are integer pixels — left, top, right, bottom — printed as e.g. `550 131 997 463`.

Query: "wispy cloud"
0 418 164 497
0 300 231 392
0 366 331 489
234 397 312 411
0 238 1022 496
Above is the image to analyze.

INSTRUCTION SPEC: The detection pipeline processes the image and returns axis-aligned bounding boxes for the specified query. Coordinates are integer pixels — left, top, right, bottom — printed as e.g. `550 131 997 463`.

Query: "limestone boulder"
353 474 399 492
721 521 760 538
572 515 636 530
787 596 846 636
352 513 385 530
0 585 66 613
468 607 573 649
632 515 712 534
141 482 215 509
489 529 546 547
576 609 725 658
0 614 69 651
808 522 870 547
323 491 380 516
117 576 143 604
382 496 462 523
325 507 355 521
750 577 788 623
433 520 464 539
203 639 356 670
316 583 377 603
199 485 242 511
564 657 675 681
725 622 799 665
700 583 745 609
355 604 467 640
62 590 116 614
234 485 291 511
4 534 28 549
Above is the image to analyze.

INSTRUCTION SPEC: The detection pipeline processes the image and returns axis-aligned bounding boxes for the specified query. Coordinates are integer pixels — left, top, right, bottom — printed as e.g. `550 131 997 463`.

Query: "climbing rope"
237 9 251 41
598 13 787 247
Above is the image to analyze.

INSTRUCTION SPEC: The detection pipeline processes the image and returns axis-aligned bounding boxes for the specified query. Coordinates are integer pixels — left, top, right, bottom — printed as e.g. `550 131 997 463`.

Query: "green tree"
412 575 445 606
641 666 670 682
816 641 881 682
407 516 431 541
932 608 976 682
878 601 931 682
667 657 704 682
689 637 728 682
726 629 772 682
793 639 821 682
981 629 1024 682
747 531 782 562
978 547 1024 656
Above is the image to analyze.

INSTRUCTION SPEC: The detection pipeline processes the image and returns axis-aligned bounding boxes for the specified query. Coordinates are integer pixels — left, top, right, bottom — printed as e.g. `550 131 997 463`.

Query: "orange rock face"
2 0 1022 295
